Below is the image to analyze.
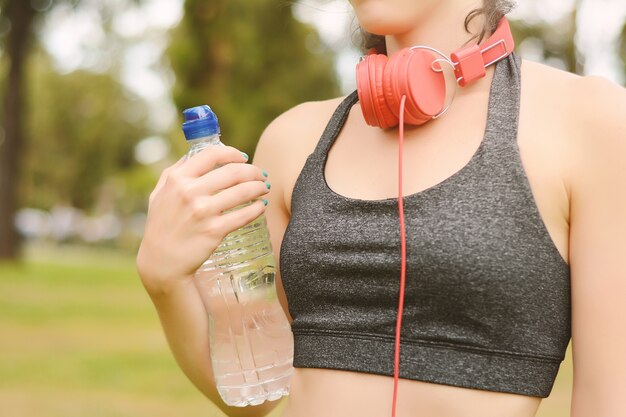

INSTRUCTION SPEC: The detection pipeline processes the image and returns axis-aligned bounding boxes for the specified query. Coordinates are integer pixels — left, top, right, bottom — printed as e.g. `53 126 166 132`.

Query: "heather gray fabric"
279 53 571 398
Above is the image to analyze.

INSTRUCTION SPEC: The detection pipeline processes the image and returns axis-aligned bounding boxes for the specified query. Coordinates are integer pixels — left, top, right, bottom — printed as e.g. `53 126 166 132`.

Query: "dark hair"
357 0 517 55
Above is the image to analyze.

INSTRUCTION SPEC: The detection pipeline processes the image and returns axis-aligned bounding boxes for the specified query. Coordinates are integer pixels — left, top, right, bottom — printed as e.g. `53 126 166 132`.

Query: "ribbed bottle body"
195 215 293 406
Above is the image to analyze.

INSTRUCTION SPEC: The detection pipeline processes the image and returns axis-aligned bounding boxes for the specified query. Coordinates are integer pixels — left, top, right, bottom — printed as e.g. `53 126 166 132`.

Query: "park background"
0 0 625 416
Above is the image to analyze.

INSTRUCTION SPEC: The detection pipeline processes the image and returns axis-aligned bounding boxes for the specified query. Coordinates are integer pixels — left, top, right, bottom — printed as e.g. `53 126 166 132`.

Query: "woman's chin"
351 0 441 36
357 19 412 37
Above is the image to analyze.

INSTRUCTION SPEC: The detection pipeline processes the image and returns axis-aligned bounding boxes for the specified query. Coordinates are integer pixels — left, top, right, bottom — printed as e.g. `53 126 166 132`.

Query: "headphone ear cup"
383 48 408 123
357 54 399 128
397 49 447 125
368 54 399 129
356 55 381 128
357 48 447 128
381 48 447 126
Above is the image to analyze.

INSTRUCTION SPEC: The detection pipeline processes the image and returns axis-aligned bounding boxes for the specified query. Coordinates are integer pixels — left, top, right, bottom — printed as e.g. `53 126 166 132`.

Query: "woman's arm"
252 110 300 323
137 146 279 417
568 76 626 416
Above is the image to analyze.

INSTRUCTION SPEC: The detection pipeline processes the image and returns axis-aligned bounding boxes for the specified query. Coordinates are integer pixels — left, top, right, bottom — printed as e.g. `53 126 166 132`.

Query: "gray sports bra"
279 53 571 398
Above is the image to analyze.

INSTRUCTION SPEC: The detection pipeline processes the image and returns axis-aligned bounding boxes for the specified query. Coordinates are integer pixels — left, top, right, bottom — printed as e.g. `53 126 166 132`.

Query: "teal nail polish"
262 199 269 206
262 169 268 177
240 152 249 161
265 181 271 190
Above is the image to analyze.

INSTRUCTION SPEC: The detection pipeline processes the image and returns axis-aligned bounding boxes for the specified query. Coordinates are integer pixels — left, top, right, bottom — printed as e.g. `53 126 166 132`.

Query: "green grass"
0 244 571 417
0 245 258 417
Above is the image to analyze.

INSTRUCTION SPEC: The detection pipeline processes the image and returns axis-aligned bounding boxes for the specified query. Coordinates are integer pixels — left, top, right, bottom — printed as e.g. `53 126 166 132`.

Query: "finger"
210 180 270 214
213 199 267 236
173 154 188 167
191 163 267 196
178 145 248 177
151 156 188 201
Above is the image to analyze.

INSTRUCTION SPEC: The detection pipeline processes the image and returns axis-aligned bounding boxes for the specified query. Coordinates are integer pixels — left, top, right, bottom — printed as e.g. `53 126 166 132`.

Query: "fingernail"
262 199 269 206
262 169 268 177
240 152 249 161
265 181 271 190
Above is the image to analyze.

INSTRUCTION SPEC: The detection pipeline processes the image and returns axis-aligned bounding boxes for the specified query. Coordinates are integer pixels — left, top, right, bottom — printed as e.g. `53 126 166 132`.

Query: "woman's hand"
136 145 270 295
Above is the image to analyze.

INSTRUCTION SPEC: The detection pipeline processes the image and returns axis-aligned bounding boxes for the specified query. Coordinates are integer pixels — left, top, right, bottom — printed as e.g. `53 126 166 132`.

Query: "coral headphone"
356 17 515 128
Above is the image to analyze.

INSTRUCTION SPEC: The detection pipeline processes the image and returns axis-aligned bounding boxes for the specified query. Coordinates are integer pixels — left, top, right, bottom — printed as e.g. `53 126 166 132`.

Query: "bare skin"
137 0 626 416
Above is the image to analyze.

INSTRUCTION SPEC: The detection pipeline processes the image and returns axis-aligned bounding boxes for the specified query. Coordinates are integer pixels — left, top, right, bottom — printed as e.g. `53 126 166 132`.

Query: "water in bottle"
182 105 294 407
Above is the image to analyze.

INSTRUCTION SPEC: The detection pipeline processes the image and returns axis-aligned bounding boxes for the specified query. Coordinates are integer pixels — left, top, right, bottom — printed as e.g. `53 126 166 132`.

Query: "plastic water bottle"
182 105 294 406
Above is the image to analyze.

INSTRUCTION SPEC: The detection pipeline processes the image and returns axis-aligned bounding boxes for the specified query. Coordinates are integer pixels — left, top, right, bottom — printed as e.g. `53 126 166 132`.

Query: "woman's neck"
384 2 487 56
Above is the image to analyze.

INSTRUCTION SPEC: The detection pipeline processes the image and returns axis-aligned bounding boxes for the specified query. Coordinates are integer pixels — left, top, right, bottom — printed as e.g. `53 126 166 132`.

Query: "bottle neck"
186 133 222 157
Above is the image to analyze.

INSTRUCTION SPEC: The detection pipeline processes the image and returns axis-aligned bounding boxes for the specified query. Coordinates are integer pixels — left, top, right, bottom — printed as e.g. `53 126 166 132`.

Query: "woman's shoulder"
519 57 625 152
253 95 347 173
256 95 347 153
252 96 348 210
520 57 625 126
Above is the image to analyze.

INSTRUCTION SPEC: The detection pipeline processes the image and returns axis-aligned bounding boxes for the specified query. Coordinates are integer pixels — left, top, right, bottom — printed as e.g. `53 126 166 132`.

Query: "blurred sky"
38 0 183 132
40 0 626 134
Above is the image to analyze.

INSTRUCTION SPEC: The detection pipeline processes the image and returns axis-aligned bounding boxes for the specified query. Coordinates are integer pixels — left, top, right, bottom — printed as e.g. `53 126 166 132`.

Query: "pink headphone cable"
391 95 408 417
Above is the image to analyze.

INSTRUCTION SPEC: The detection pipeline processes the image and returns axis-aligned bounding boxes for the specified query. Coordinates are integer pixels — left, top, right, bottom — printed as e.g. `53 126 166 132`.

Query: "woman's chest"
285 86 571 266
280 143 571 357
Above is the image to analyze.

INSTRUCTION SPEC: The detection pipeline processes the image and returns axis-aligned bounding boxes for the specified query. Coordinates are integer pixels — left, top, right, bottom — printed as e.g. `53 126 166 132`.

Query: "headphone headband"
451 18 514 86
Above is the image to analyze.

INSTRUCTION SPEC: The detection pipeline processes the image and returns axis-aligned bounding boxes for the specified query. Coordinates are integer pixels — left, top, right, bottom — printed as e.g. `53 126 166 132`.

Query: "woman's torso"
271 56 576 417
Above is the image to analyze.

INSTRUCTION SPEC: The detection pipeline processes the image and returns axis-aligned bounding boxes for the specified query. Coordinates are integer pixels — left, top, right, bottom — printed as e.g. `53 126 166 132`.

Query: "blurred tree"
510 9 583 75
619 23 626 79
510 0 626 81
168 0 340 157
0 0 37 259
21 48 150 213
0 0 145 259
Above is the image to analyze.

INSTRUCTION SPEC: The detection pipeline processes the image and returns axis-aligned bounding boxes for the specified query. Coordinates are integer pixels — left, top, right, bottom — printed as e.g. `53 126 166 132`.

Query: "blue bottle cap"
182 105 220 140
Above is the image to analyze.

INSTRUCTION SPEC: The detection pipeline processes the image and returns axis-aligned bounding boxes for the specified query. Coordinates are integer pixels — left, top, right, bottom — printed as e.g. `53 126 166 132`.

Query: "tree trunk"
573 0 585 75
0 0 35 259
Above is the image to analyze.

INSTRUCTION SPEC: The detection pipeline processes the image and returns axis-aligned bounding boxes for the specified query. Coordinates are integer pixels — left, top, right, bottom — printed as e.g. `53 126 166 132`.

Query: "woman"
136 0 626 416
